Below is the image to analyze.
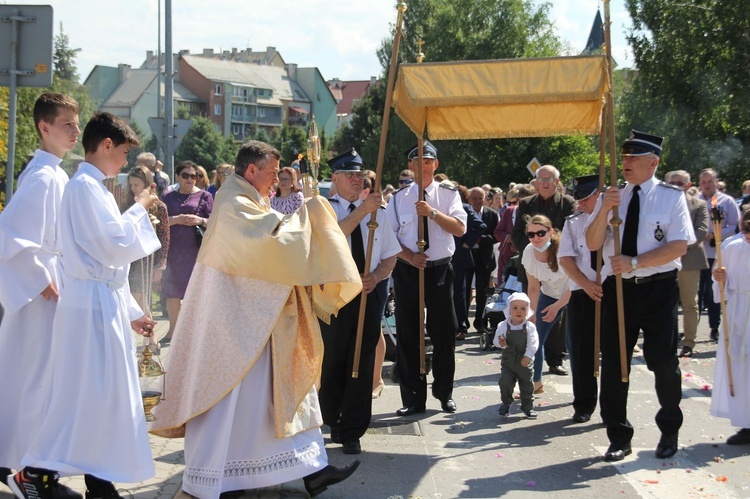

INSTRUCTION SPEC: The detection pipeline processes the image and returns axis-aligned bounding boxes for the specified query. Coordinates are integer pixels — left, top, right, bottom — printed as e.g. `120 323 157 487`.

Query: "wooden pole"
594 107 606 377
351 1 407 377
604 0 629 383
417 138 427 374
712 208 735 397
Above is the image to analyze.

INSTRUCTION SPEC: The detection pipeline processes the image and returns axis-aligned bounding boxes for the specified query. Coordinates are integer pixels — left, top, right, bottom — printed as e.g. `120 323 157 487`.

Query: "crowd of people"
0 91 749 499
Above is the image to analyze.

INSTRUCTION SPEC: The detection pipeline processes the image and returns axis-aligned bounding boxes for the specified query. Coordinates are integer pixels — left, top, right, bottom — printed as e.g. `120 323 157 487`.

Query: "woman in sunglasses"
160 160 214 344
195 165 210 191
521 214 570 395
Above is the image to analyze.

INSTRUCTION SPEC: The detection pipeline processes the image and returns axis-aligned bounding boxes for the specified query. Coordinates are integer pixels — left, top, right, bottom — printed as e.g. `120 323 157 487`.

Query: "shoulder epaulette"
439 182 458 191
618 182 627 189
566 210 584 220
658 181 682 191
393 185 408 195
380 205 386 210
327 197 339 204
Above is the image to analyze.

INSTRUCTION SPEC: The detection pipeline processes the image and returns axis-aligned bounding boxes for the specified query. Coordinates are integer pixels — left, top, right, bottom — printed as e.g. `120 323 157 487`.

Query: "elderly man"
319 148 400 455
585 130 694 462
134 152 168 197
697 168 740 342
665 171 708 357
151 141 362 498
467 187 499 331
386 140 466 416
511 164 575 376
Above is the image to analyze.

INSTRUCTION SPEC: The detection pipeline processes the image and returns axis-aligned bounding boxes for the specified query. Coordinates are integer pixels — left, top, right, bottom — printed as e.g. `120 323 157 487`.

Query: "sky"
4 0 634 83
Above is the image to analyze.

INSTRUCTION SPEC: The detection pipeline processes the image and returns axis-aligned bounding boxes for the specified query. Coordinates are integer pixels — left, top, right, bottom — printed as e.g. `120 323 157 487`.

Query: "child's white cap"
504 292 534 320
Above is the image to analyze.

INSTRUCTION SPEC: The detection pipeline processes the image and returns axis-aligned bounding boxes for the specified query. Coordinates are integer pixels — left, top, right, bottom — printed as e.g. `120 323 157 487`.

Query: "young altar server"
710 208 750 446
0 93 80 497
9 112 160 499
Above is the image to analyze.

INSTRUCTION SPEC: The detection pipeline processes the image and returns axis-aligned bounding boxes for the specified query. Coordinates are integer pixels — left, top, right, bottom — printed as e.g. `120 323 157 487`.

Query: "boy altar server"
10 112 160 499
0 93 80 497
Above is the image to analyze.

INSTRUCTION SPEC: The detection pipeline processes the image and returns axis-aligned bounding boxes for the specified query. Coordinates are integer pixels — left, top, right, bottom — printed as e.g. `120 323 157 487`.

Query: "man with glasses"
398 169 415 188
665 171 708 358
319 148 400 454
585 130 694 462
511 165 575 376
386 140 466 416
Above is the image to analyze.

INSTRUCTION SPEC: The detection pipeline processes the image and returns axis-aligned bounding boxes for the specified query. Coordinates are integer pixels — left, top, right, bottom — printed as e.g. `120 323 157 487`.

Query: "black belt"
621 269 677 285
398 256 451 268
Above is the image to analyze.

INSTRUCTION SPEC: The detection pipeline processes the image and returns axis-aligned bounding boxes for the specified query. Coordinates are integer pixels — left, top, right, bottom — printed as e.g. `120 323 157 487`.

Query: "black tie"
622 185 640 257
422 190 430 251
349 203 366 273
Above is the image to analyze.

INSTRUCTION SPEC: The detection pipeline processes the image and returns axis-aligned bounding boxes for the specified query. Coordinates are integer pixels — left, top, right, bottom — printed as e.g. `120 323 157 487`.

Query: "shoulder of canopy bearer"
658 181 682 192
439 183 458 191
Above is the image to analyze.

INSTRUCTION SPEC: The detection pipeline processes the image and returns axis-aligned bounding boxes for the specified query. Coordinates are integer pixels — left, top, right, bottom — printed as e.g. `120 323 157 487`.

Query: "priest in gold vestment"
151 141 362 498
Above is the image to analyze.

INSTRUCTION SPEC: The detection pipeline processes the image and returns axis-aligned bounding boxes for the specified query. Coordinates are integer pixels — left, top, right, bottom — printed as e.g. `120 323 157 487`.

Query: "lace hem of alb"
184 443 322 488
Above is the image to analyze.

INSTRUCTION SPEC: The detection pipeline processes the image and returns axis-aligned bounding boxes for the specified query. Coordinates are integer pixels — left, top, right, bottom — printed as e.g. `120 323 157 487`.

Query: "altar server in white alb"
0 93 80 497
10 112 160 499
710 208 750 446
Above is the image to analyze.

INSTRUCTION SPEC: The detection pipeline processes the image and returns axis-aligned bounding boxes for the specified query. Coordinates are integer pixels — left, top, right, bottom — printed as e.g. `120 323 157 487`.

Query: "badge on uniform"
654 223 664 242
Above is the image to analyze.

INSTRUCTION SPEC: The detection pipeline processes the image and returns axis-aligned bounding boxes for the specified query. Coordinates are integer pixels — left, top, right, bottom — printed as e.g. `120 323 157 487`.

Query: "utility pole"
164 0 174 181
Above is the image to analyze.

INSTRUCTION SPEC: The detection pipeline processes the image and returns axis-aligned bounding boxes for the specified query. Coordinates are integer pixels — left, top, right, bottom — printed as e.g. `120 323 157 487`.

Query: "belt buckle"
634 276 644 285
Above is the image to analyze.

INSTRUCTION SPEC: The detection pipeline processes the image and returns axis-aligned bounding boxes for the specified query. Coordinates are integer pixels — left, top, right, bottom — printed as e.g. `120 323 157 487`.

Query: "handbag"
194 193 206 247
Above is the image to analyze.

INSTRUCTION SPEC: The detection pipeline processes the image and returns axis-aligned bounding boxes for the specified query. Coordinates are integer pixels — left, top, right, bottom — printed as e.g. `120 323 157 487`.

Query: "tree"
53 22 79 82
126 121 147 169
175 116 234 170
335 0 602 189
619 0 750 191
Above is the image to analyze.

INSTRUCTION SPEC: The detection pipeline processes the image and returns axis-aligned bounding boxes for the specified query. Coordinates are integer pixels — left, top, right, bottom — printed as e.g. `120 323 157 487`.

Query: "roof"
329 80 372 115
583 10 605 55
103 69 156 107
182 55 310 106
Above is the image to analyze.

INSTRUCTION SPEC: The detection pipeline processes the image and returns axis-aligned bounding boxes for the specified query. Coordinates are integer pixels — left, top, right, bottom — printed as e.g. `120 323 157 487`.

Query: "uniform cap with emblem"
328 147 364 172
621 129 664 157
405 140 438 160
571 174 600 200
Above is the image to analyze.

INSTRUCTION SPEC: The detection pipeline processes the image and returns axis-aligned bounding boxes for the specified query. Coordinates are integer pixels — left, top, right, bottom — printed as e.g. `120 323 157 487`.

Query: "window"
215 124 222 133
257 107 267 118
214 84 222 95
232 125 242 135
214 104 222 115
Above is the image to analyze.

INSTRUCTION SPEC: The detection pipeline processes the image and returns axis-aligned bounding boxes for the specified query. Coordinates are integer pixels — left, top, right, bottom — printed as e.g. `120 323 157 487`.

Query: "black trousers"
567 290 599 415
318 286 385 442
452 264 471 332
544 310 567 368
467 252 493 329
393 260 457 407
600 275 683 448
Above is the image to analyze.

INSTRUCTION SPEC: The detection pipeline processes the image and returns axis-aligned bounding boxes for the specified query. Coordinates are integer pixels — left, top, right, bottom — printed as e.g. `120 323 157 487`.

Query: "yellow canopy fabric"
392 55 610 140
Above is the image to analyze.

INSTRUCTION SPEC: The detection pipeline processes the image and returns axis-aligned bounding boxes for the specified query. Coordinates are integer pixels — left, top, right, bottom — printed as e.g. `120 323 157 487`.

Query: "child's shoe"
524 409 538 419
498 403 511 416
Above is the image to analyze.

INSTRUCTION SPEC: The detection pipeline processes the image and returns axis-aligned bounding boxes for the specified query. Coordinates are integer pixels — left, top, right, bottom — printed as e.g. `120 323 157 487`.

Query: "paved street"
2 311 749 498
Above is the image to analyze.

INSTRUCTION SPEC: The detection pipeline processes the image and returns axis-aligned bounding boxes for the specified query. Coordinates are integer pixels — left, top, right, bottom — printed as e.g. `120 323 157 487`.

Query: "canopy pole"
603 0 628 383
351 0 407 378
594 107 606 378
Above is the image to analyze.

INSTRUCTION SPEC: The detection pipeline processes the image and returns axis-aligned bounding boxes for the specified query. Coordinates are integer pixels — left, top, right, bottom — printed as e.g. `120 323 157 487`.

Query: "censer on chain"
138 202 166 421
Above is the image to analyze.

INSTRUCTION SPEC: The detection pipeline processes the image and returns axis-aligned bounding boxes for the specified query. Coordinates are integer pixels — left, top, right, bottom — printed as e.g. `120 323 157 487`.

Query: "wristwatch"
430 209 438 220
630 257 638 272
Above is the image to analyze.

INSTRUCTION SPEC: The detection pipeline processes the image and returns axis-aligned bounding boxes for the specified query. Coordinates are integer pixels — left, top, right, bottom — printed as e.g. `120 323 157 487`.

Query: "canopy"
392 55 610 140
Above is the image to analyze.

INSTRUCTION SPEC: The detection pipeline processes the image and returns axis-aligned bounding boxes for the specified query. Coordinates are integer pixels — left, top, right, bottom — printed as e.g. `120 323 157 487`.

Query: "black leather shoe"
342 439 361 455
549 365 568 376
396 405 426 416
603 443 632 462
678 346 693 358
572 412 591 423
727 428 750 445
303 461 360 497
655 433 678 459
441 399 457 413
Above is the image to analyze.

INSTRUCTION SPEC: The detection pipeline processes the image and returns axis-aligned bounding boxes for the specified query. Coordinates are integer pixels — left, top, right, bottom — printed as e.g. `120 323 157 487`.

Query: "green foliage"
620 0 750 192
335 0 601 189
53 23 79 82
269 124 307 166
175 116 235 170
126 121 147 169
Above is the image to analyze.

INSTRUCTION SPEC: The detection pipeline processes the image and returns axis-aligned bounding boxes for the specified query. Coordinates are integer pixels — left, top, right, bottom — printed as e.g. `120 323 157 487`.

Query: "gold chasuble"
151 174 362 438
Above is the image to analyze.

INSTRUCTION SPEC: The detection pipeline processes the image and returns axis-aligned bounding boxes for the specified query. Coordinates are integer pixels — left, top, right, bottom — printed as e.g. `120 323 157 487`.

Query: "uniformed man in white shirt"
585 130 695 462
559 175 603 425
385 141 467 416
318 148 400 455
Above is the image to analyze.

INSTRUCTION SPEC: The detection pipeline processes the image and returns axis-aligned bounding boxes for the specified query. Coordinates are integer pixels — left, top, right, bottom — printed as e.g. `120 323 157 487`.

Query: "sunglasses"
196 173 204 179
180 172 197 180
508 200 518 205
527 229 549 239
399 179 413 185
279 177 292 182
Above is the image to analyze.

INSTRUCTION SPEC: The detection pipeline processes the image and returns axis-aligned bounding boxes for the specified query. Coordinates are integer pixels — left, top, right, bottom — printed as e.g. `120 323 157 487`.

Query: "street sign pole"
0 5 53 203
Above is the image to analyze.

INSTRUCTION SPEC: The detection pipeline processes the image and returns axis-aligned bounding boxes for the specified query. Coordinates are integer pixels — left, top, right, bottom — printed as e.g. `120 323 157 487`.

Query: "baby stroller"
480 259 523 350
382 291 433 383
